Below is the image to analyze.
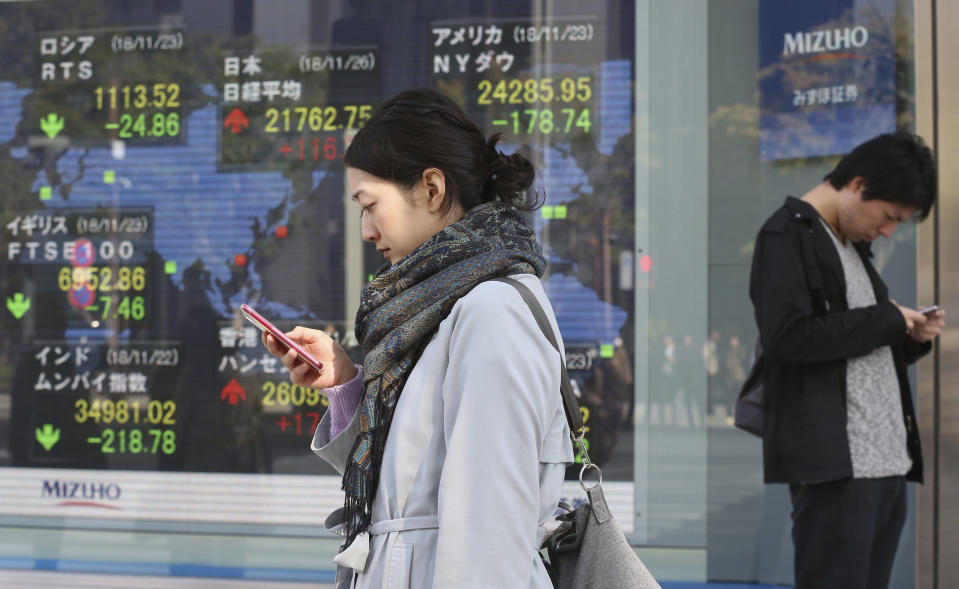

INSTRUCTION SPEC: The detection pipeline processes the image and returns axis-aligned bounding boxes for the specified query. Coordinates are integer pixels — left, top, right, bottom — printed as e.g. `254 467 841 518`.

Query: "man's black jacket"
750 197 927 484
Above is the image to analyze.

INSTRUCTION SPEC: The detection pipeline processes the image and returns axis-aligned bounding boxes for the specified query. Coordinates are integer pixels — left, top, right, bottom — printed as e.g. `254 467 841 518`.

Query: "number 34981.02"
74 398 176 425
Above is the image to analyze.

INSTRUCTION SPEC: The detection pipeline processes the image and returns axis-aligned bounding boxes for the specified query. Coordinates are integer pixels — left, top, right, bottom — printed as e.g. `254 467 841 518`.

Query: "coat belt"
368 515 440 536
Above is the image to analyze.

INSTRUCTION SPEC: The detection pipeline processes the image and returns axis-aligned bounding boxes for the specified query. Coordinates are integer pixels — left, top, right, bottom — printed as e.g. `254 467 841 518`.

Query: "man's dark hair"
824 132 937 220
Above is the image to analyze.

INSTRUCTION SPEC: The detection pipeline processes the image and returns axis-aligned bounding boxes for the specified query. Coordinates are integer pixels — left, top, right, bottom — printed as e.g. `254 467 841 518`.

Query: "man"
749 132 945 589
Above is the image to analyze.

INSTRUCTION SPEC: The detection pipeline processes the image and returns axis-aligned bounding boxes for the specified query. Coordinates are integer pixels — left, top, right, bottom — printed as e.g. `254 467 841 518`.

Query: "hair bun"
488 151 511 178
485 136 536 206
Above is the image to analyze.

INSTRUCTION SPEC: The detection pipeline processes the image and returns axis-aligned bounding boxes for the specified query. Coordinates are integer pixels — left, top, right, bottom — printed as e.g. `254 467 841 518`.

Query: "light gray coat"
312 274 573 589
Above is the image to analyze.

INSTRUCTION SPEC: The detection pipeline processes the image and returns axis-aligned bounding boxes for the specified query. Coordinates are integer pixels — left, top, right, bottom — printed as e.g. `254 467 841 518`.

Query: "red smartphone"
240 304 324 372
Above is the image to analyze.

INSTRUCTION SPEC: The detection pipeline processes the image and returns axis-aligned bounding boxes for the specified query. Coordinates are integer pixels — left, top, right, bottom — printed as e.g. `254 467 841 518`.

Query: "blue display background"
0 1 636 477
758 0 897 160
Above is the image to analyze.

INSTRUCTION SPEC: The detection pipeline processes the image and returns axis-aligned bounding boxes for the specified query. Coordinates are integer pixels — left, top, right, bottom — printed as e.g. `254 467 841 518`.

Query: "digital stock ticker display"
0 1 636 531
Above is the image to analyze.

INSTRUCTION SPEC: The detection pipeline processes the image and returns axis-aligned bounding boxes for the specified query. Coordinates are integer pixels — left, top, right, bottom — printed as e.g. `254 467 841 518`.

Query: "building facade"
0 1 955 586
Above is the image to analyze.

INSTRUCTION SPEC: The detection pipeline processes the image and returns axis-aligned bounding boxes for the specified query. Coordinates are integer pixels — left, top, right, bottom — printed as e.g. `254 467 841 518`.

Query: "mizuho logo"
783 26 869 56
41 480 122 501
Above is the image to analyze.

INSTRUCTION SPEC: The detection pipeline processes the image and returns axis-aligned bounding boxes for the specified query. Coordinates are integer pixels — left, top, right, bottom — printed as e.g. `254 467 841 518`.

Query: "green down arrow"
36 424 60 451
40 113 65 139
6 293 30 319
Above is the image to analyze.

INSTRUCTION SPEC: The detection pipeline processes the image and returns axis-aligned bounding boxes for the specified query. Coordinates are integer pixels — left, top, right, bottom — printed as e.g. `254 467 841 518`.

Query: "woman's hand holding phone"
262 326 358 389
243 304 358 389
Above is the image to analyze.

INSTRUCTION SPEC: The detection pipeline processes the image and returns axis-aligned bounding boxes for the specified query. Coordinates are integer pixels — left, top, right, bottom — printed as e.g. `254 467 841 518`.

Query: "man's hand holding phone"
242 304 358 389
911 304 946 343
898 303 946 343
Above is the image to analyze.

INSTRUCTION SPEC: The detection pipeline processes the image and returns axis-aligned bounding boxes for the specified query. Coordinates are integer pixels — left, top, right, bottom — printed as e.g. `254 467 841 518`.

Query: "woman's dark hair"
343 88 539 211
824 132 937 220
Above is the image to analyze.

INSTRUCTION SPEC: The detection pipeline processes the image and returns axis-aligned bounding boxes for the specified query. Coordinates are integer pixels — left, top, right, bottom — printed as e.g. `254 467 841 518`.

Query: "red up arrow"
223 108 249 134
220 378 247 405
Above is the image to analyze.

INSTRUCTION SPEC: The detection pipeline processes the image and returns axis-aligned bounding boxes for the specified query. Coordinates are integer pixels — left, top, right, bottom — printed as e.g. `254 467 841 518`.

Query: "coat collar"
783 196 875 257
784 195 818 220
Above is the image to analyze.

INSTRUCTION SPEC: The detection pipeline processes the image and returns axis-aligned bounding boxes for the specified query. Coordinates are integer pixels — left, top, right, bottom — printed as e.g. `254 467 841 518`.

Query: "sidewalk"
0 570 334 589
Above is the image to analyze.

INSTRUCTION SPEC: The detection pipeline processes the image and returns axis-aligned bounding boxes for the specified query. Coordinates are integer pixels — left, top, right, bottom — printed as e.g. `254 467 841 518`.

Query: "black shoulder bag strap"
796 218 825 312
491 276 584 437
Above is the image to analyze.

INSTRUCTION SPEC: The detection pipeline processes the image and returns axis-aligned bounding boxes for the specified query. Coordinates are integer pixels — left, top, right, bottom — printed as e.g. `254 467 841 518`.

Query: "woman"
261 88 572 588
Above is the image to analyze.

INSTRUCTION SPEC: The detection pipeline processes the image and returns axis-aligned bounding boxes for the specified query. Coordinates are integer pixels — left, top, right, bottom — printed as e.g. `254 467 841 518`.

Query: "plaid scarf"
342 202 546 544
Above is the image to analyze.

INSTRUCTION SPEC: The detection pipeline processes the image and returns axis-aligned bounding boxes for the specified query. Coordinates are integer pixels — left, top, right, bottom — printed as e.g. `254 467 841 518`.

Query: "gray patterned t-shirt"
821 219 912 478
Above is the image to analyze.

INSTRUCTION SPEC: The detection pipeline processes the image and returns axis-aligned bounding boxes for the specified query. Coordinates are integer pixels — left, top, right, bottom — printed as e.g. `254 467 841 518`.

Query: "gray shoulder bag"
494 277 662 589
